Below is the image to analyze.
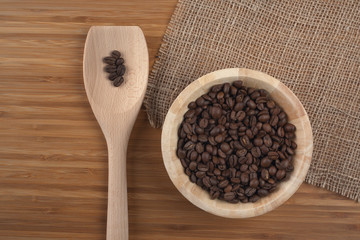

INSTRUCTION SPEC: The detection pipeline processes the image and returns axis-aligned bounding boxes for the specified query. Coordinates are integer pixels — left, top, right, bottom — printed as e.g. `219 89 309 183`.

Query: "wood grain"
162 68 313 218
83 26 149 240
0 0 359 239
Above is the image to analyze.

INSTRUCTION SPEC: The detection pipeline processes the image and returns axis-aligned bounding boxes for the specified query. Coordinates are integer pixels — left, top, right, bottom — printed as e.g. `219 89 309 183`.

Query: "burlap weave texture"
144 0 360 201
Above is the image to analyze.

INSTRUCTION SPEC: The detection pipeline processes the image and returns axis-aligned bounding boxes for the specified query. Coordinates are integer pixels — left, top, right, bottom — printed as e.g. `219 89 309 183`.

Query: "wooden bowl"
161 68 313 218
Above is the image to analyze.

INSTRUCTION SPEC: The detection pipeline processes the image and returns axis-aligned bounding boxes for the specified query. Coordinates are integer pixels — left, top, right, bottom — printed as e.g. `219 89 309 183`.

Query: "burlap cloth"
144 0 360 201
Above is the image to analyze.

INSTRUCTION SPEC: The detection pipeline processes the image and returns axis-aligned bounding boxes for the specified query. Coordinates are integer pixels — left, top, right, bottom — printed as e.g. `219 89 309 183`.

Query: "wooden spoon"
83 26 148 240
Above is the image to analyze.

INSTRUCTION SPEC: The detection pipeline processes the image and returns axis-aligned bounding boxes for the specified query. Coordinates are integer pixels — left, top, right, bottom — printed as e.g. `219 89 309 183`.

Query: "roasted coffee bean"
116 58 124 65
203 176 212 188
253 137 263 146
258 189 269 197
261 157 272 168
201 152 211 163
116 65 126 76
276 169 286 180
261 169 269 180
195 171 206 178
218 180 229 188
245 187 256 197
263 135 272 147
189 161 197 171
268 151 279 160
269 166 277 176
284 123 296 132
111 50 121 58
249 179 259 188
241 172 249 184
103 56 116 65
177 82 296 203
105 65 116 73
249 195 260 202
210 191 220 199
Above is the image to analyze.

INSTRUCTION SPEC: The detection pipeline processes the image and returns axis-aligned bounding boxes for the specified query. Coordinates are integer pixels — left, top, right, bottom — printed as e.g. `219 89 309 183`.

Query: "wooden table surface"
0 1 359 239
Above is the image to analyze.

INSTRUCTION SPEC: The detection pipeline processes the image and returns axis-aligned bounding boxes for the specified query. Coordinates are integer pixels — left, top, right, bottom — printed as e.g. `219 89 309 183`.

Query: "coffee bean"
245 187 256 197
261 169 269 180
284 123 296 132
261 157 272 168
116 58 124 65
201 152 211 163
116 65 126 76
268 151 279 160
210 191 220 199
263 135 272 147
196 171 206 178
203 177 212 188
210 106 222 119
105 65 116 73
178 81 296 203
249 178 259 188
111 50 121 58
258 114 270 122
218 180 229 189
241 172 249 184
276 169 286 180
103 56 116 65
253 137 263 146
258 189 269 197
251 147 261 158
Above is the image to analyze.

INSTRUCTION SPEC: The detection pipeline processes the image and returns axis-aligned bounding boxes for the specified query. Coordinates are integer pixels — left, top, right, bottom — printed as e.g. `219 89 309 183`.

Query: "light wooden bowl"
161 68 313 218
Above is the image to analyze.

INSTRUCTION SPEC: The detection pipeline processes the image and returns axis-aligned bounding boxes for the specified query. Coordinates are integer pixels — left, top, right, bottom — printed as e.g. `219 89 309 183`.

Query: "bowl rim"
161 68 313 218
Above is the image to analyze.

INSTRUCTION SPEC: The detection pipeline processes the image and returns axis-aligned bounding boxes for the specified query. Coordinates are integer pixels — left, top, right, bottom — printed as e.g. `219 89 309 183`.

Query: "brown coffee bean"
245 187 256 197
116 58 124 65
189 161 197 171
258 114 270 122
201 152 211 163
103 56 116 65
263 135 272 147
284 123 296 132
195 171 206 178
210 106 222 119
268 151 279 160
249 195 260 202
241 172 249 184
203 176 212 188
251 147 261 158
253 137 263 146
276 169 286 180
224 184 233 193
249 178 259 188
269 166 277 176
258 189 269 197
277 127 285 138
224 192 236 201
261 157 272 168
190 151 198 161
220 142 230 153
261 169 269 180
185 168 191 176
210 191 220 199
270 115 279 127
230 177 241 184
247 100 257 109
116 65 126 76
218 180 229 189
105 65 116 73
111 50 121 58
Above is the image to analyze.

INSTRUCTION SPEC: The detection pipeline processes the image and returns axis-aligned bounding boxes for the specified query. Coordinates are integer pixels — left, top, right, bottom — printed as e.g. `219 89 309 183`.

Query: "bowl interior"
161 68 313 218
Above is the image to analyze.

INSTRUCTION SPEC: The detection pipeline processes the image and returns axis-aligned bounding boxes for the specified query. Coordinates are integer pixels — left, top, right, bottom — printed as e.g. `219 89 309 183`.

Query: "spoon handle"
106 141 128 240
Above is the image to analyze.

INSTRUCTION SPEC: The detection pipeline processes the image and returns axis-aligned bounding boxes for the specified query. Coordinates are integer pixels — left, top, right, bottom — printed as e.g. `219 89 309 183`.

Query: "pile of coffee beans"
177 81 297 203
103 50 126 87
